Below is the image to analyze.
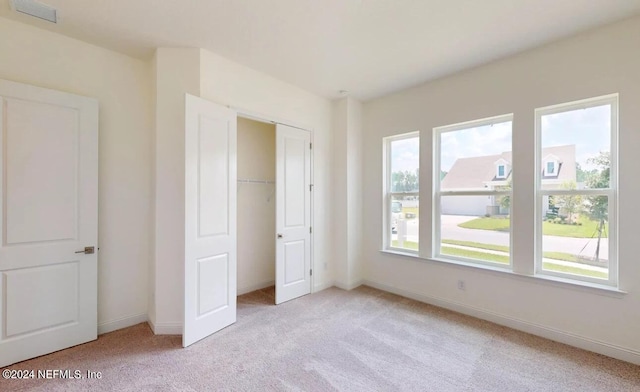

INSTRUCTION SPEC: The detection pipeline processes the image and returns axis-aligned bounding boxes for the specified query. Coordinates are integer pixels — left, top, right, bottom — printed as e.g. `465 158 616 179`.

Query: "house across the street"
441 144 576 216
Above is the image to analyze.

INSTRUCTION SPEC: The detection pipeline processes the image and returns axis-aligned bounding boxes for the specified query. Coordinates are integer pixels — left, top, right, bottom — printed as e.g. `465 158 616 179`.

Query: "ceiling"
2 0 640 101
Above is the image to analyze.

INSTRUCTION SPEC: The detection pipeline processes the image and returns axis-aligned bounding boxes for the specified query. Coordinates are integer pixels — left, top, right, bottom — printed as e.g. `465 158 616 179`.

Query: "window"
434 115 513 267
546 161 555 175
536 95 617 285
384 133 419 252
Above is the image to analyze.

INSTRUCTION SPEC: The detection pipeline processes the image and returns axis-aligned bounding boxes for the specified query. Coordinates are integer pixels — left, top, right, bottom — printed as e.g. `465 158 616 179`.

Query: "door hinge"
310 143 312 150
309 226 312 234
309 184 314 191
310 269 313 276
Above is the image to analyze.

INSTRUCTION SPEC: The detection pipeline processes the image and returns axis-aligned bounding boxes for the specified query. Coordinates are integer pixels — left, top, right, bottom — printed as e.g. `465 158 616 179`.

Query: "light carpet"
2 286 639 391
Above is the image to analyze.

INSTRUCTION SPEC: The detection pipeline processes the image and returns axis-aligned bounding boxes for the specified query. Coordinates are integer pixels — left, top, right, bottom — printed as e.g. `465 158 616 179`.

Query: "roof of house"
441 145 576 190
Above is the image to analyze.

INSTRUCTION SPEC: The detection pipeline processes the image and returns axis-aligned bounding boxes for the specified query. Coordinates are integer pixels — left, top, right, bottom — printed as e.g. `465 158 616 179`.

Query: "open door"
275 124 311 304
0 79 98 367
183 94 237 347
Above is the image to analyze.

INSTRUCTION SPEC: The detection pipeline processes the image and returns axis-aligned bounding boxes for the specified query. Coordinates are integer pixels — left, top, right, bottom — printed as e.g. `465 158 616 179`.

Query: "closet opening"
237 117 277 302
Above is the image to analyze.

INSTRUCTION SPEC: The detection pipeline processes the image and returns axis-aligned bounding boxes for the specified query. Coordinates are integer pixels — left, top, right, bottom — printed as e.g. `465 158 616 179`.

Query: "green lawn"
391 239 607 278
441 246 509 264
402 207 419 218
391 240 419 250
458 216 607 238
440 239 583 263
441 246 607 278
441 239 509 253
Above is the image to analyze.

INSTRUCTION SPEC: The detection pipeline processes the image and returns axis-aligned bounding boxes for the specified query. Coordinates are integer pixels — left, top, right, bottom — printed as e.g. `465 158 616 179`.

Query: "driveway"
396 215 609 260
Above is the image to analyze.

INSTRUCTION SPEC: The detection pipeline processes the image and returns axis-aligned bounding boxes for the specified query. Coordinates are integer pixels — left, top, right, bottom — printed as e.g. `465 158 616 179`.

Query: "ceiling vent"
10 0 58 24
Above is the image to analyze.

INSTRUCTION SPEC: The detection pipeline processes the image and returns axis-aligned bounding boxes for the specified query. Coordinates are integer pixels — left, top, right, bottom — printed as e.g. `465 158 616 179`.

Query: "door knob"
75 246 95 254
277 234 283 239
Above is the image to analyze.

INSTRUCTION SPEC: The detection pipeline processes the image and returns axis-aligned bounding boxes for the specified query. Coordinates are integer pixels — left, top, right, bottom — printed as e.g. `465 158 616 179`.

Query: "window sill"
379 250 627 298
380 249 419 258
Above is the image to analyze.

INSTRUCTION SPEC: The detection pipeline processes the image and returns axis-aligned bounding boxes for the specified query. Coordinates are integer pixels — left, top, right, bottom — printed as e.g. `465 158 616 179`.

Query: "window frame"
534 94 618 286
433 114 514 268
383 131 420 254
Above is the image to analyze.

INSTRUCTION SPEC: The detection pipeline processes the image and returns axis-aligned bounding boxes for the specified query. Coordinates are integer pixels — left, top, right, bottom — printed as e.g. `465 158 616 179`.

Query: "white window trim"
433 113 514 269
534 94 618 286
383 131 420 254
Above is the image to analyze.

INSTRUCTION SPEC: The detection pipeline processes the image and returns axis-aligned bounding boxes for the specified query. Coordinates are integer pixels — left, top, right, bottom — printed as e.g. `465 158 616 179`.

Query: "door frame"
233 107 315 295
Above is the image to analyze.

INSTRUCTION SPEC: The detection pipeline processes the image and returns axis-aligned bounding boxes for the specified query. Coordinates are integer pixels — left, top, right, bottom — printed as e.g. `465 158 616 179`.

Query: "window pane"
440 121 512 191
540 104 611 190
439 196 510 265
542 194 609 280
390 195 419 251
390 137 419 193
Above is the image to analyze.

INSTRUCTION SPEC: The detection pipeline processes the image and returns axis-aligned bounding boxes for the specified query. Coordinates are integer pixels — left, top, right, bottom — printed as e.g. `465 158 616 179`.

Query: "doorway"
237 118 277 296
183 95 313 346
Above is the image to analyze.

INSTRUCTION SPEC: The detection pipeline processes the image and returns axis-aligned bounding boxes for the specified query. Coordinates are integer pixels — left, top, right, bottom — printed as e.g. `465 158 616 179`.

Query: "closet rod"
237 179 275 184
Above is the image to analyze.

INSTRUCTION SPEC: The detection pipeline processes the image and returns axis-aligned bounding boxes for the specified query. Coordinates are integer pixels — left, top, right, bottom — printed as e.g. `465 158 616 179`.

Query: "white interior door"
275 124 311 304
0 79 98 367
183 94 237 347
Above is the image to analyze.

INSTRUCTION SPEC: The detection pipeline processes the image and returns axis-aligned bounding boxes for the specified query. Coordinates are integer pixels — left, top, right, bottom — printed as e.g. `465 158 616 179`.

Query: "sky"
391 104 611 173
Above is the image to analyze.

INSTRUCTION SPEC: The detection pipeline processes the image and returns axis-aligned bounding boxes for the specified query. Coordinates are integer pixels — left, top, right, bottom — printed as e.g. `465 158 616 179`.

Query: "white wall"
237 118 276 294
346 99 364 286
199 50 335 292
363 16 640 364
333 97 364 289
152 48 201 332
0 17 153 333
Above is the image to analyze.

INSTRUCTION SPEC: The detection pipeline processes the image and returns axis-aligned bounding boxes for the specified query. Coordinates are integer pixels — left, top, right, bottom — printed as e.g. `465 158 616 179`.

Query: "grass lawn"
441 239 583 263
391 240 419 250
392 239 607 278
402 207 419 218
458 216 608 238
441 246 606 278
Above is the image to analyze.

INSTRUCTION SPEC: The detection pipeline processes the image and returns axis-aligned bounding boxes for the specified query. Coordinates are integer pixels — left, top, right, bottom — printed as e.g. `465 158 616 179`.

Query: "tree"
497 179 511 212
584 152 610 262
391 168 419 192
576 162 597 183
555 180 582 223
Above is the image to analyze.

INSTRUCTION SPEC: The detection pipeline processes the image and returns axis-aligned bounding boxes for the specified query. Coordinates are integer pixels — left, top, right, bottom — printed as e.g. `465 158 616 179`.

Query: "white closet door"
0 79 98 367
275 124 311 304
183 94 237 347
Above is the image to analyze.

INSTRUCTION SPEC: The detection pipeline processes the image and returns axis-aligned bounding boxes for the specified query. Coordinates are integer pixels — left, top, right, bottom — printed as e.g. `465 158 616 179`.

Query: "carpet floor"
2 286 639 391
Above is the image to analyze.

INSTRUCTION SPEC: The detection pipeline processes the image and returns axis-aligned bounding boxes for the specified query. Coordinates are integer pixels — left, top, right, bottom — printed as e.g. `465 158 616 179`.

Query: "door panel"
5 99 78 244
197 254 229 316
183 94 237 347
197 116 230 237
276 124 311 304
5 263 78 337
284 241 305 284
0 79 98 367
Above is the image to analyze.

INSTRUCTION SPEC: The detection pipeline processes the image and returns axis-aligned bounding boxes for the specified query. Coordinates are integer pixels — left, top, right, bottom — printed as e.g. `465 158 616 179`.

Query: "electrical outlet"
457 280 466 291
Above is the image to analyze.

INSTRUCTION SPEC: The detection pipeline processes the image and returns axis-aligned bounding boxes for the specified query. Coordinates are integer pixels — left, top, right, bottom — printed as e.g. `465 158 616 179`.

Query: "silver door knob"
277 234 283 239
75 246 95 254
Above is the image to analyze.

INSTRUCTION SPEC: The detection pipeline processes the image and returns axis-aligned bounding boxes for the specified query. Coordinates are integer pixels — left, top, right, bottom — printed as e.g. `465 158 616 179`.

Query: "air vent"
10 0 58 24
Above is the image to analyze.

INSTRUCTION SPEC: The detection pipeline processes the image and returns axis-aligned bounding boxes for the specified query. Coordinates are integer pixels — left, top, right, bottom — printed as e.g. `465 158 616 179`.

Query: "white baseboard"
98 313 148 335
147 318 182 335
237 280 275 296
314 280 334 293
364 279 640 365
334 279 364 291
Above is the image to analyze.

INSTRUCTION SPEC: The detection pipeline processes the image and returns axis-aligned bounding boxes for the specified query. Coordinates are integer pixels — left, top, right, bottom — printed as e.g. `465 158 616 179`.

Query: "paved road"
396 215 609 260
